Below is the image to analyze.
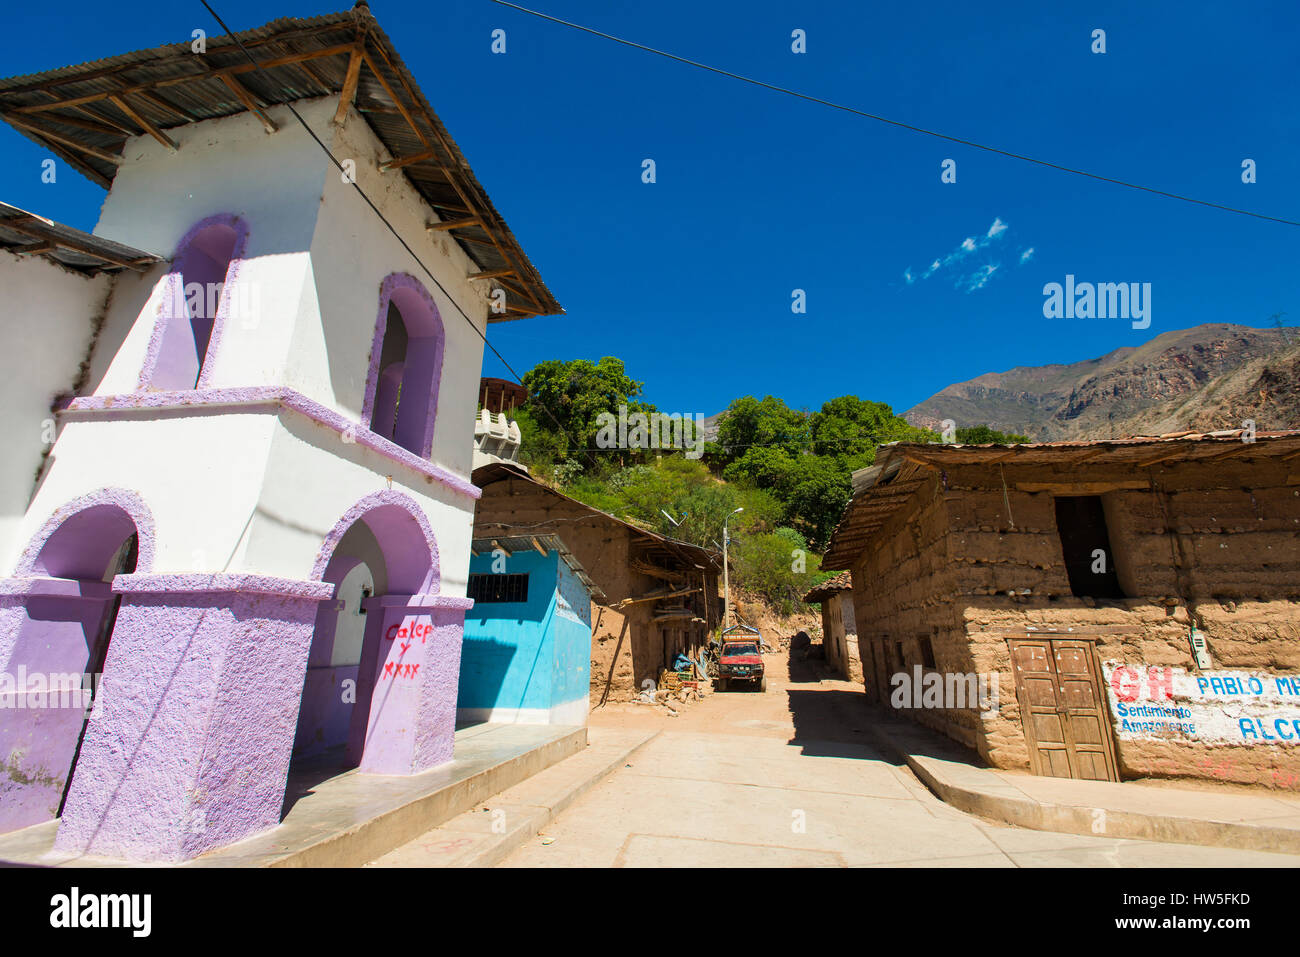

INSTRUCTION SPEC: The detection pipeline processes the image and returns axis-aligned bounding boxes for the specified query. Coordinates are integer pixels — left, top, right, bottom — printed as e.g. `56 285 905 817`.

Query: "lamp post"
723 507 743 629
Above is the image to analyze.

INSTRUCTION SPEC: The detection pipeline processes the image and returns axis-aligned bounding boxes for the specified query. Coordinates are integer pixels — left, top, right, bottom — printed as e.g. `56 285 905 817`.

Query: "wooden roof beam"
12 109 124 138
379 149 435 173
3 115 123 166
108 94 178 152
218 74 278 134
14 43 359 116
468 268 517 281
0 219 154 271
332 47 364 127
428 217 481 231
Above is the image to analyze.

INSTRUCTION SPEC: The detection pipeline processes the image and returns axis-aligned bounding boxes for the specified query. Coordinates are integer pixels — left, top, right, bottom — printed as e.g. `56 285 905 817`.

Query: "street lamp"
723 507 743 629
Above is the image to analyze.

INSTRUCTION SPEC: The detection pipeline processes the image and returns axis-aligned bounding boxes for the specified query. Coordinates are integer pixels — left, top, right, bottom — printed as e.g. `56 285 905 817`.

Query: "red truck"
715 627 766 692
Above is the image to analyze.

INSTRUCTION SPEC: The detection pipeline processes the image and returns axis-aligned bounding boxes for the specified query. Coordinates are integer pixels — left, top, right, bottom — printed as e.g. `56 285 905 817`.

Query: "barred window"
468 573 529 604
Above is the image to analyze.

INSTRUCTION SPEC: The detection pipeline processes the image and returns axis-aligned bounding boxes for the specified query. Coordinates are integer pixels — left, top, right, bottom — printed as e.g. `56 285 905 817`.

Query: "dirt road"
497 647 1300 867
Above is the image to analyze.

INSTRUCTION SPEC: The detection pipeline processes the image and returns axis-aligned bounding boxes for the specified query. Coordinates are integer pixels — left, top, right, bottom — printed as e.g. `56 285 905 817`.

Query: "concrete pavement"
489 651 1300 867
862 710 1300 855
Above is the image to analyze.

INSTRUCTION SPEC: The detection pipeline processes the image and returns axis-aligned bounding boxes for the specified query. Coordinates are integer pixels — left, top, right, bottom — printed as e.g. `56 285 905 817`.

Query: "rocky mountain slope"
904 324 1296 441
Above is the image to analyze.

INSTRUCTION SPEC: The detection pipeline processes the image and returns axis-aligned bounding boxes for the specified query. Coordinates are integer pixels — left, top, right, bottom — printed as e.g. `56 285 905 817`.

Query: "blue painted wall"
458 549 592 724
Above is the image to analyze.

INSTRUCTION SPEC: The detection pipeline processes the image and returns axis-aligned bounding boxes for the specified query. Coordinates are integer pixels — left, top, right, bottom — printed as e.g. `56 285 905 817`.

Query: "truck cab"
716 627 766 692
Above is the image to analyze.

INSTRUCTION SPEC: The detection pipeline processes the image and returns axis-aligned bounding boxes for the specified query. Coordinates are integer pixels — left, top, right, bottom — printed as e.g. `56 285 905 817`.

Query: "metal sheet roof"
0 200 161 275
470 533 605 602
472 461 722 573
0 4 560 319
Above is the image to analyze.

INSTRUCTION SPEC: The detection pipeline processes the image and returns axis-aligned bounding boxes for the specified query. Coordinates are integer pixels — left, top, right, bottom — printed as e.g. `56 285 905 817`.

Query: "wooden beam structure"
3 115 123 166
379 149 434 172
332 47 364 126
428 217 480 232
218 74 278 134
107 94 178 152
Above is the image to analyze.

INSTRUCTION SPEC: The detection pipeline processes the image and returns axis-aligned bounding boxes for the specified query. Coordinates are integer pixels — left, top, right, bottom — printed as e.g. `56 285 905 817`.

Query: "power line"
198 0 582 451
491 0 1300 229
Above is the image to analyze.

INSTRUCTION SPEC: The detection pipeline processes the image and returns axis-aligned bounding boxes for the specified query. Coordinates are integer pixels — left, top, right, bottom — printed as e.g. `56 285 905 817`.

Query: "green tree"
516 357 655 470
954 424 1031 444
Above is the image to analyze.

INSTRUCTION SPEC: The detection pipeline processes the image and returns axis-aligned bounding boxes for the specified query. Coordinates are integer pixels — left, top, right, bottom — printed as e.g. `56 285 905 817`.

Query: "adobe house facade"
821 431 1300 788
471 463 721 705
0 6 560 861
802 572 863 684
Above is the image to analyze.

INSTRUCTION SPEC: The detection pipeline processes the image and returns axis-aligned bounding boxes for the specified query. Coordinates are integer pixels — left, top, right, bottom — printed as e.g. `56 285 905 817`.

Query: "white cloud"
903 217 1028 293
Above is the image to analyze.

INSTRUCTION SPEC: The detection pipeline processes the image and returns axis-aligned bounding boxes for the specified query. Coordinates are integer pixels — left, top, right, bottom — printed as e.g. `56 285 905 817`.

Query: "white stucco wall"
305 103 489 481
0 251 110 565
87 100 332 397
5 95 490 586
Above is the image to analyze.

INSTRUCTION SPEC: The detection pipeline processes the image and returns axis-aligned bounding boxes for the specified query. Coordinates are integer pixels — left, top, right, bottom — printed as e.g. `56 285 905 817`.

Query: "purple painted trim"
311 489 441 594
12 488 156 576
137 213 250 391
112 573 335 600
60 387 480 500
0 578 113 599
360 273 446 459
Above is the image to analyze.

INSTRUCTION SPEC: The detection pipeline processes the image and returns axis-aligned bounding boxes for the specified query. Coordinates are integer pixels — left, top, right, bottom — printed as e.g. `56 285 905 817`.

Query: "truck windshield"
723 642 759 656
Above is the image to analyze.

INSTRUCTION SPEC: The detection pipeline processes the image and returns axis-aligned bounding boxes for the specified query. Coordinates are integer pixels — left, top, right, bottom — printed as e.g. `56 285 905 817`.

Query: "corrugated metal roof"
0 200 161 274
470 533 605 602
472 461 722 572
0 5 560 319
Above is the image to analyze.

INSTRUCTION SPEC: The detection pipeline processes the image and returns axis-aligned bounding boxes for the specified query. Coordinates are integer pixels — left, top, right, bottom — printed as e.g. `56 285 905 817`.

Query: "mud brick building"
803 572 863 685
472 463 721 705
821 430 1300 788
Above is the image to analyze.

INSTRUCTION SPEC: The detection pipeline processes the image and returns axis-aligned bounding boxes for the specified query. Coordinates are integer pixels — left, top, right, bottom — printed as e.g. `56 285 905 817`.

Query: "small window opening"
1055 495 1127 599
468 573 529 604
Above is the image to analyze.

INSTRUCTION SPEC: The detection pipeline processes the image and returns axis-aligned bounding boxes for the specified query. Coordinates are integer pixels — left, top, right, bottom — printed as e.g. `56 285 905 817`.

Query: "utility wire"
199 0 583 451
492 0 1300 229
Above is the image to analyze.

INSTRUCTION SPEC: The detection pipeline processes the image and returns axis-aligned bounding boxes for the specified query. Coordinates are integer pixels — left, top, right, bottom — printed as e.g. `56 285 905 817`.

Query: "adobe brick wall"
850 454 1300 786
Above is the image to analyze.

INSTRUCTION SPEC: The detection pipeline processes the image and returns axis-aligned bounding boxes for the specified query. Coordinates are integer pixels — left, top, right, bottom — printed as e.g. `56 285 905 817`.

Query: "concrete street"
498 649 1300 867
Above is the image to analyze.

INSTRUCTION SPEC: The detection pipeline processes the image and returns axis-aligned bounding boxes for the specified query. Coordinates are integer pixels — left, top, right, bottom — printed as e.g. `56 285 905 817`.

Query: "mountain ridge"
903 323 1297 441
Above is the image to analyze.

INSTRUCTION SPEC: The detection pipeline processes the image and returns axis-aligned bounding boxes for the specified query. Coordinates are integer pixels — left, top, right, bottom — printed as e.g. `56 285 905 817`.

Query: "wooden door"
1008 637 1118 782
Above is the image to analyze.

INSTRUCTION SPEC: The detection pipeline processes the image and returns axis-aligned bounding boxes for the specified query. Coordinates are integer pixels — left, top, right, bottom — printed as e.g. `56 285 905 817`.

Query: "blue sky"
2 0 1297 418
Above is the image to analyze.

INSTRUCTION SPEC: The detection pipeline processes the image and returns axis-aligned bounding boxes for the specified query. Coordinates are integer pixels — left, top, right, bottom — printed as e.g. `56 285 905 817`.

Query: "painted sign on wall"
1103 662 1300 745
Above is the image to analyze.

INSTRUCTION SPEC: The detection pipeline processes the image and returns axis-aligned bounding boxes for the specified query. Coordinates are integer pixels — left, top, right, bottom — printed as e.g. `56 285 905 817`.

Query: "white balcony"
472 408 523 469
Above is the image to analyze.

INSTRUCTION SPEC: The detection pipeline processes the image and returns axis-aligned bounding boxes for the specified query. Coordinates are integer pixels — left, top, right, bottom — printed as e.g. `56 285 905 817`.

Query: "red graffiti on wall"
1109 665 1175 703
386 620 434 642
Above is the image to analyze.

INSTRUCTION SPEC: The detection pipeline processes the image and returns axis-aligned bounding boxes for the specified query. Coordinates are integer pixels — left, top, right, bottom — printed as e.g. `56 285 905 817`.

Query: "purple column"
351 594 471 775
53 573 333 863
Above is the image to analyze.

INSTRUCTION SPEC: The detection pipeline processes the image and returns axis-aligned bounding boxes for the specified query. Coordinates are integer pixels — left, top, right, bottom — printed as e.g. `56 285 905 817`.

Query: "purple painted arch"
13 489 155 580
311 490 441 596
361 273 446 459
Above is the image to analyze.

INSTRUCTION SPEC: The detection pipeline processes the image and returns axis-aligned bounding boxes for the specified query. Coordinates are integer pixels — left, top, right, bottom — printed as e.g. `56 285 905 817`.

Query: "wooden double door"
1008 637 1118 782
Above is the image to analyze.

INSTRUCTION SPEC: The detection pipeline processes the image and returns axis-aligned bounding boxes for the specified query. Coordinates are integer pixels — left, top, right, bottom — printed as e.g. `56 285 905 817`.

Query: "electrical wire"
491 0 1300 228
199 0 583 450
